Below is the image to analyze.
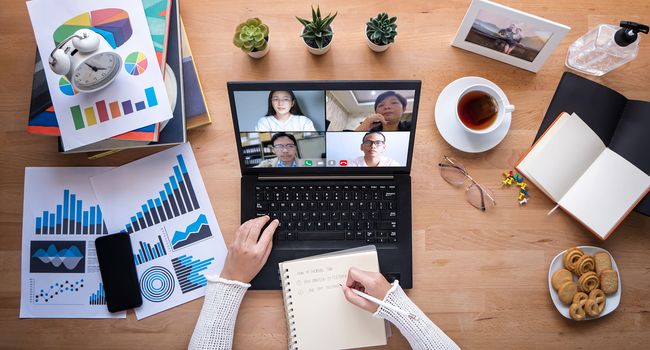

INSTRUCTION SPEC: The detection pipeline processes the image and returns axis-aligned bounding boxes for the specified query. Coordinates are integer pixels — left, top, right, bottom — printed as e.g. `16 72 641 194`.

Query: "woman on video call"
355 91 411 132
255 90 317 132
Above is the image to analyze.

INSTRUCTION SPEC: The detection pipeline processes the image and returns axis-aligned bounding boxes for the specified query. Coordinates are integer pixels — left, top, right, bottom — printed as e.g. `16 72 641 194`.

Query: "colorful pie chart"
59 76 76 96
125 52 148 76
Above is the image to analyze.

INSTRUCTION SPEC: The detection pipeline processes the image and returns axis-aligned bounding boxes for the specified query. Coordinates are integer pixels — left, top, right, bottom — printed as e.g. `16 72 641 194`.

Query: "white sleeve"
374 282 460 350
188 276 250 350
254 117 268 132
301 116 317 131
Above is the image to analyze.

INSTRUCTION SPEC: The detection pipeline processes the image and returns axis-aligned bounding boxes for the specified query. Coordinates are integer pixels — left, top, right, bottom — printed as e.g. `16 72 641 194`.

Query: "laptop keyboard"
254 184 398 244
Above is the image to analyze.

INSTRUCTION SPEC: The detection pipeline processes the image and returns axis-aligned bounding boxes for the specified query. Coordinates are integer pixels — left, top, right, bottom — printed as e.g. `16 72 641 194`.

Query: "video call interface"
234 88 417 169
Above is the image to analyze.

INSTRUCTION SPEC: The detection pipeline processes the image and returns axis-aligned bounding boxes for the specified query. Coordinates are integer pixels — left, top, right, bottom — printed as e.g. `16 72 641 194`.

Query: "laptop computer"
227 80 421 290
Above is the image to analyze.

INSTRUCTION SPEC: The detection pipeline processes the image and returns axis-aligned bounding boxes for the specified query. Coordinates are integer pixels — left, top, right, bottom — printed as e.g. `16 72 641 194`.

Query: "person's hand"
355 114 387 131
219 216 279 283
341 267 392 313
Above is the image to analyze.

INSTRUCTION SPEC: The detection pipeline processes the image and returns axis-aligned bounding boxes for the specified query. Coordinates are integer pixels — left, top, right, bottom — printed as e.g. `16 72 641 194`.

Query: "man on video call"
256 132 302 168
350 131 400 167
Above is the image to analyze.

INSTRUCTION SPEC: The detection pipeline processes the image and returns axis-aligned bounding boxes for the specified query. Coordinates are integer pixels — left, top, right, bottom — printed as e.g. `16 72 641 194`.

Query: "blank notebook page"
559 148 650 238
279 247 387 350
518 113 605 201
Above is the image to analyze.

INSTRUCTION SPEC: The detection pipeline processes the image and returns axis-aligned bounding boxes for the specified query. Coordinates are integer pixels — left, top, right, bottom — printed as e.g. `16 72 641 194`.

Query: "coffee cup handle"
505 104 515 113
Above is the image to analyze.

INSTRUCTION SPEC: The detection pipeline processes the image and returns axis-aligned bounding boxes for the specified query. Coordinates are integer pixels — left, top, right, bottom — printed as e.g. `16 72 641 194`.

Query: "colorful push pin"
520 189 529 196
518 182 527 190
502 177 514 186
502 171 511 178
513 174 523 182
519 198 528 205
518 192 526 200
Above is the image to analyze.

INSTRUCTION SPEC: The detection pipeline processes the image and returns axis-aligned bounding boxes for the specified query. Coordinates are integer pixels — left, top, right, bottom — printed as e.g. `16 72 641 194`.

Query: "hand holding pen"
341 267 418 320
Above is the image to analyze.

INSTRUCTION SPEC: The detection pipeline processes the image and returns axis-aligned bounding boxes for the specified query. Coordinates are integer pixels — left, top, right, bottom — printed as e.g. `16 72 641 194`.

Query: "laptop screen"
227 81 421 174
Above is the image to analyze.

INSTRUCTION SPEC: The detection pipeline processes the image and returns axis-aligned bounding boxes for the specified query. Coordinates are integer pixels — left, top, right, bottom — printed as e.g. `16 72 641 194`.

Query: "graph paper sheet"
20 167 125 319
91 143 227 319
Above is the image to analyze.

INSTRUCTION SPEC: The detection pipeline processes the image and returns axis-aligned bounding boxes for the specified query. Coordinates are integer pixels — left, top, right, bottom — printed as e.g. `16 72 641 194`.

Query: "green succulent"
296 6 337 49
366 12 398 45
233 18 269 53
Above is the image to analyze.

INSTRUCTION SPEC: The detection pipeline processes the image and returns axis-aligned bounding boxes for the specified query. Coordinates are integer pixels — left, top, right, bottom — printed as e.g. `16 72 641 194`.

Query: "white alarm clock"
48 29 122 93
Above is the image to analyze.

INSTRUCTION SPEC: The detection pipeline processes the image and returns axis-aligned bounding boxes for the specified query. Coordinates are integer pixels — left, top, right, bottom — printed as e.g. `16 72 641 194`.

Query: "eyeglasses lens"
466 183 495 211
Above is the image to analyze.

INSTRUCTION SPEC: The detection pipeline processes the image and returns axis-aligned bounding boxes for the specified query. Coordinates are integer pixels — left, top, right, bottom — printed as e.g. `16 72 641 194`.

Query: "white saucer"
434 77 512 153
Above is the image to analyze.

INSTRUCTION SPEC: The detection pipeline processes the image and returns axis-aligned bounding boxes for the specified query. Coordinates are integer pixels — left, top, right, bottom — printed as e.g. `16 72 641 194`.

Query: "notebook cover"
536 71 649 216
181 19 211 129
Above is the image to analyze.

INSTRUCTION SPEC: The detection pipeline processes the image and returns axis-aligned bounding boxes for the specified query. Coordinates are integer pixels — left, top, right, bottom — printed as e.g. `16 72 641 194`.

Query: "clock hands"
84 63 107 72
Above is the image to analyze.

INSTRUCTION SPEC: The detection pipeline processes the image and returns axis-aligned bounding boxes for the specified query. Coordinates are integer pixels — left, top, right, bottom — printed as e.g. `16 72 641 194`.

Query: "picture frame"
451 0 570 73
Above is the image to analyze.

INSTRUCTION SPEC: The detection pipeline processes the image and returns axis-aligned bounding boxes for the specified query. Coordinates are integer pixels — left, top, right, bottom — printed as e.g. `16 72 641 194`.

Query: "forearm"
188 276 250 350
374 282 460 350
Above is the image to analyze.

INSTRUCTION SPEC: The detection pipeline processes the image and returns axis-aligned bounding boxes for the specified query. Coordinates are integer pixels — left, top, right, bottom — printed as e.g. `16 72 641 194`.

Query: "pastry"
594 252 612 274
551 269 573 290
575 255 595 276
563 247 584 272
572 292 588 305
578 271 599 293
585 288 606 317
600 268 619 295
557 281 578 305
584 299 601 317
569 302 586 321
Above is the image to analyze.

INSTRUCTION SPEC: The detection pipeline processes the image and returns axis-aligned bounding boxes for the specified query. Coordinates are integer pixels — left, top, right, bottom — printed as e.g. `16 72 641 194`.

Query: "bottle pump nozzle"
614 21 649 46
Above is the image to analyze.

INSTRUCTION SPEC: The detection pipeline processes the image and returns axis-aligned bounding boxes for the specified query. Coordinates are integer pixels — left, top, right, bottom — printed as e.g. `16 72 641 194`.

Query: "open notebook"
279 246 387 350
517 112 650 239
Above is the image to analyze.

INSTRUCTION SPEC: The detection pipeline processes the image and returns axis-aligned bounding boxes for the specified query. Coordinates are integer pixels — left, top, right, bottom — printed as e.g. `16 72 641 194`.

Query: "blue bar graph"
171 255 214 294
134 235 167 265
121 154 201 233
89 283 107 305
34 189 108 235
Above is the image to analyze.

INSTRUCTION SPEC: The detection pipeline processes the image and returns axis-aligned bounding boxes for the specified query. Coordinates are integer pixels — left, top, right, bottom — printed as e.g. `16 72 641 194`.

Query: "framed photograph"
452 0 570 73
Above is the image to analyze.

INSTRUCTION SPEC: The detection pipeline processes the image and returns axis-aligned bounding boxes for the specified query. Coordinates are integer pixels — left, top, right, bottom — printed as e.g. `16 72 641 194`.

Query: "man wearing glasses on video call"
350 131 400 167
256 132 302 168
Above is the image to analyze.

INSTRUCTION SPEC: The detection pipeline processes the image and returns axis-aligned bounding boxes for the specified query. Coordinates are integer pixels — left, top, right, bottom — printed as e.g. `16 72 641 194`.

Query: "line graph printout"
91 143 227 319
20 167 125 318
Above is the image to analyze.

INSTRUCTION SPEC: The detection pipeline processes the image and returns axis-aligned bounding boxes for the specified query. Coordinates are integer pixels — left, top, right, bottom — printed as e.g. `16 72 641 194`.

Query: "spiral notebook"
278 246 387 350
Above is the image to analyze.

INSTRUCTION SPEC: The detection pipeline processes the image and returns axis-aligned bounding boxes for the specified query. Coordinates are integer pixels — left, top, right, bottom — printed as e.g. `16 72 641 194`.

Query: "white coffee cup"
455 84 514 135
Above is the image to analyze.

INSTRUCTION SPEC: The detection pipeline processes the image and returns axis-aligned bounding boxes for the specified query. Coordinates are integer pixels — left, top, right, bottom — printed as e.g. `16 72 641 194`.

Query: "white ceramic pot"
247 34 270 59
302 27 333 55
366 27 391 52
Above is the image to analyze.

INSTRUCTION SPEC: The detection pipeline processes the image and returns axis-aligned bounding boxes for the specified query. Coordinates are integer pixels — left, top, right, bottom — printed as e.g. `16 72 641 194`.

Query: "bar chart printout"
89 283 107 305
122 154 200 233
35 189 108 235
172 255 215 294
134 235 168 265
21 167 125 319
69 86 159 130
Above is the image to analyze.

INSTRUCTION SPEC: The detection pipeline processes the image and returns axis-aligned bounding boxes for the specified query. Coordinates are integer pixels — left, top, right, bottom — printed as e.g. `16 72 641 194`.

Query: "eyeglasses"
361 140 385 146
438 156 496 211
272 144 296 150
271 98 292 104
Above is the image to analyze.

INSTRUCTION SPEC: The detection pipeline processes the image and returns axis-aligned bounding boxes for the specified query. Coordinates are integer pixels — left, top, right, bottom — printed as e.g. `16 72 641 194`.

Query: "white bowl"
548 246 621 320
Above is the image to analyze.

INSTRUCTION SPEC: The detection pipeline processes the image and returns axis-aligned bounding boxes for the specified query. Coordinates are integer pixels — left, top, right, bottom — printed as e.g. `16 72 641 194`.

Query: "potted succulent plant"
366 12 398 52
296 6 337 55
233 18 270 58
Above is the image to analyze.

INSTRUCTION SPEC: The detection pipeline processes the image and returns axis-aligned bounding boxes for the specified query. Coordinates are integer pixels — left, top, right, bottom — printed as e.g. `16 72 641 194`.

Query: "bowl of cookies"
548 246 621 321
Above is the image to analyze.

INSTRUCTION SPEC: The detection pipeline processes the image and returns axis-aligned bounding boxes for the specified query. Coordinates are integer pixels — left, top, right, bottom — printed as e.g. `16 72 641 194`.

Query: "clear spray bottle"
566 21 649 76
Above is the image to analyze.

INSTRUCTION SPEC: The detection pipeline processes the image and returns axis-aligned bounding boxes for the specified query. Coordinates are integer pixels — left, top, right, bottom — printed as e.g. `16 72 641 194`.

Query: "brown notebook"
517 112 650 240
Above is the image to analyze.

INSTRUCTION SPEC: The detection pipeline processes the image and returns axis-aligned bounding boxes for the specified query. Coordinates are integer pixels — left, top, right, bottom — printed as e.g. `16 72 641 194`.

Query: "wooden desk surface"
1 0 649 348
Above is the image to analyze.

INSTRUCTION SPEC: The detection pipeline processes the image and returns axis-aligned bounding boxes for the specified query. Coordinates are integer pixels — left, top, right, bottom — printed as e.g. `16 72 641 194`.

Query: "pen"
340 284 419 320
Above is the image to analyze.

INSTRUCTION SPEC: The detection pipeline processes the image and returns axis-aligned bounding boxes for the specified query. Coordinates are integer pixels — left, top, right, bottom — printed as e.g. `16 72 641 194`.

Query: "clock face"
72 53 121 91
